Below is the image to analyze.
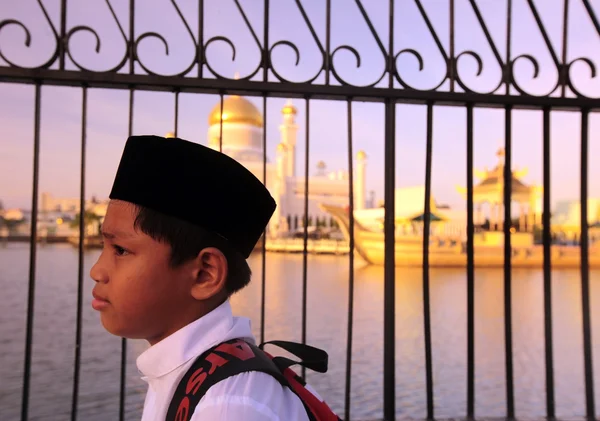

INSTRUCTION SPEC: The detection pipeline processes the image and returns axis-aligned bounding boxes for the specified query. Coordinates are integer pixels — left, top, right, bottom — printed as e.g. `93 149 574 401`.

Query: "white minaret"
355 150 367 210
279 100 298 177
276 143 287 195
270 142 288 237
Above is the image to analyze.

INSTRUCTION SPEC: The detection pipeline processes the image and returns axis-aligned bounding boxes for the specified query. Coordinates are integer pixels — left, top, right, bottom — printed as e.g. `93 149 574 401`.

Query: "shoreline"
3 237 600 269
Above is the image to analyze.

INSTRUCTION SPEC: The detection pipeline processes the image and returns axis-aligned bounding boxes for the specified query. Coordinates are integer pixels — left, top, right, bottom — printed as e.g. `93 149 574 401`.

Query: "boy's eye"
113 245 129 256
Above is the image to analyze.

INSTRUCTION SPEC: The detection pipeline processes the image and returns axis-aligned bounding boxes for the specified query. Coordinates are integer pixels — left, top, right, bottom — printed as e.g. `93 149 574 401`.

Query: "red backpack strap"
165 339 317 421
281 370 342 421
260 341 342 421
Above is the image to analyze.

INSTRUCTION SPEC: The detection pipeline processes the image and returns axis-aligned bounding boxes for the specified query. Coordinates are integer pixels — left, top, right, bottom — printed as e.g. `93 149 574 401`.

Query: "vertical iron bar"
219 92 224 153
260 1 270 345
449 0 455 92
325 0 331 85
263 0 269 82
542 107 555 419
198 0 204 78
21 83 42 421
301 98 310 379
560 0 570 97
120 89 135 421
503 105 515 419
384 14 397 418
423 102 435 420
344 98 355 421
580 108 596 419
128 93 134 153
505 0 512 95
71 86 88 421
59 0 67 70
383 98 396 421
388 0 395 88
466 103 475 419
174 91 179 137
260 95 267 345
129 0 135 74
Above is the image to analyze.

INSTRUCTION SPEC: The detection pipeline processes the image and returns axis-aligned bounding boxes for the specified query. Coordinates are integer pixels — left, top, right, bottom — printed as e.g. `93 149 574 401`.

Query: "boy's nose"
90 258 108 284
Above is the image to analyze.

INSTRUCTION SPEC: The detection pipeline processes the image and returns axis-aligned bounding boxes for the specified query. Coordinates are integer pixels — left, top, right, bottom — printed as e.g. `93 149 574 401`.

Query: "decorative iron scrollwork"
0 0 60 70
0 0 598 100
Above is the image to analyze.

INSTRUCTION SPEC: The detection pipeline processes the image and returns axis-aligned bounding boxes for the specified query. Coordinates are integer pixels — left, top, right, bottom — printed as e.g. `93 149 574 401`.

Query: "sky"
1 0 599 212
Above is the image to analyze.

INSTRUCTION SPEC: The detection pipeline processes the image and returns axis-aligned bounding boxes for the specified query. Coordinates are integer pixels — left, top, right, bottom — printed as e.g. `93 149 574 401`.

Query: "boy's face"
89 200 197 344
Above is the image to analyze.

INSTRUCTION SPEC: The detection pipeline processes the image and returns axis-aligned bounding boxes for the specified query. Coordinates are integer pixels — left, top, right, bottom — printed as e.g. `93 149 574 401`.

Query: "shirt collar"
136 300 235 379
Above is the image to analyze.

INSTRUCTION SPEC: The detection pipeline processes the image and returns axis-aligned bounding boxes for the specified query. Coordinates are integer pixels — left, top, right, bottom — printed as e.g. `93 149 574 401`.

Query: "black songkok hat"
109 135 276 258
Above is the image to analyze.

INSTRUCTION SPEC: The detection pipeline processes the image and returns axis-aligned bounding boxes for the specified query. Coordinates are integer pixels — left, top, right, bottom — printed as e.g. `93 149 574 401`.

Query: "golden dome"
357 150 367 160
317 160 326 169
208 96 263 128
165 132 175 138
282 101 297 115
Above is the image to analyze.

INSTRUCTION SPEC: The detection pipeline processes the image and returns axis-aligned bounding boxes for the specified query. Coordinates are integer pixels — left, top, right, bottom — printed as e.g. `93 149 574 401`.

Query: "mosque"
175 95 369 239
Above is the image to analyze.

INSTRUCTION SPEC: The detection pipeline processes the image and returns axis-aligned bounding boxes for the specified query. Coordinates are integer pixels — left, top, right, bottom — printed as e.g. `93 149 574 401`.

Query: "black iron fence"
0 1 599 420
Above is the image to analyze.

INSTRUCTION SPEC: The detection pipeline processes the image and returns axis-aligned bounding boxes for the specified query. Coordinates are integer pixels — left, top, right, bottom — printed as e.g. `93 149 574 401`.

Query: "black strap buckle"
259 340 329 374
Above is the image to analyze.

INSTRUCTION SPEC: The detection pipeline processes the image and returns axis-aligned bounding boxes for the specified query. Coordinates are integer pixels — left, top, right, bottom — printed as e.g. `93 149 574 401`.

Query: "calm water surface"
1 243 599 420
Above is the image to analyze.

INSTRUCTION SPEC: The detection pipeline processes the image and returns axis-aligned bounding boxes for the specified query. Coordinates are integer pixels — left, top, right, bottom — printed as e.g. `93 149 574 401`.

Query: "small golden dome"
357 150 367 160
317 160 326 169
209 96 263 128
165 132 175 138
282 100 297 115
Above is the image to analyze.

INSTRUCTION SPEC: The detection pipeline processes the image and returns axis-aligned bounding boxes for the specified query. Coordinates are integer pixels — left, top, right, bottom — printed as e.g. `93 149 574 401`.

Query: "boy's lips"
92 290 110 311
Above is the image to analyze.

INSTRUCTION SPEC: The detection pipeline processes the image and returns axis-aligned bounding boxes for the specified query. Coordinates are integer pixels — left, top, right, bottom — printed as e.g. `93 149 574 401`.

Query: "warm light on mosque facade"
203 96 368 237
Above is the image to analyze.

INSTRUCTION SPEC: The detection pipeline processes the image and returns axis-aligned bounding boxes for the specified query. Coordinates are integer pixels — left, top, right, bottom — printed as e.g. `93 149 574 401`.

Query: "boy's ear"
189 247 228 300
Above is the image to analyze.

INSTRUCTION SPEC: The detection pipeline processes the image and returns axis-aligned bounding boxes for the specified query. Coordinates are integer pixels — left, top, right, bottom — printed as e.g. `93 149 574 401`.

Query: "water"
1 243 599 421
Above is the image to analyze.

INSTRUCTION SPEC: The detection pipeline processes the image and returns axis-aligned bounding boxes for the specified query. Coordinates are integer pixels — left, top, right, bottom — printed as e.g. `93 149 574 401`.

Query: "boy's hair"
132 205 252 296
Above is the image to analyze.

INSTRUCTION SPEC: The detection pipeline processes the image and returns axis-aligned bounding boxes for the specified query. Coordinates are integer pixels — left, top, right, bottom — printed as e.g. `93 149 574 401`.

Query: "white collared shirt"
136 300 310 421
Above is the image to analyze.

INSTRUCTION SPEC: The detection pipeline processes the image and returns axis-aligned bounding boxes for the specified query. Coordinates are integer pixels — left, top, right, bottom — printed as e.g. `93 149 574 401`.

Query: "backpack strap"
165 339 317 421
259 340 329 373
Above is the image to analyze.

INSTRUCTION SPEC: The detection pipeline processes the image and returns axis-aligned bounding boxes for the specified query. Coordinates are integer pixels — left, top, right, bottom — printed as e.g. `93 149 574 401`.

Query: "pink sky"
1 0 599 211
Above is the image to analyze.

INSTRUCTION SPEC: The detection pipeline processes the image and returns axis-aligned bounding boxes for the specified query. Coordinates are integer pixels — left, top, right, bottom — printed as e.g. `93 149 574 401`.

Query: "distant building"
551 199 600 242
198 96 370 237
456 147 543 232
354 186 472 237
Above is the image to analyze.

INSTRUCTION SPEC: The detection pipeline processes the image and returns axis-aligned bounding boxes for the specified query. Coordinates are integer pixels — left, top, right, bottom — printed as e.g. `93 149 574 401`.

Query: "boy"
90 135 310 420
